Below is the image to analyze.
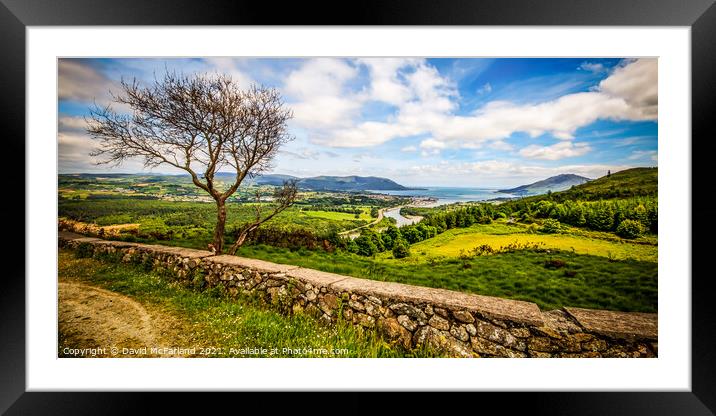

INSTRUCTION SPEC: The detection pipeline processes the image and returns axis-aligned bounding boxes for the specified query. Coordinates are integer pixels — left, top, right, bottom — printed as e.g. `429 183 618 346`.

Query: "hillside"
516 167 657 203
498 174 591 196
556 167 657 199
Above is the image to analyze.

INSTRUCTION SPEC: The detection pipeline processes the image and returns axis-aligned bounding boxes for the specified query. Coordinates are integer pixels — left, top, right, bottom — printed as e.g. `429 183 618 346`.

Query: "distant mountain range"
497 174 591 196
220 173 410 191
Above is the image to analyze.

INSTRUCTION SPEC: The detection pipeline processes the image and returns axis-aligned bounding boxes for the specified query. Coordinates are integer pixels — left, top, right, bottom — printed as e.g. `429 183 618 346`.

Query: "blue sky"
58 57 657 187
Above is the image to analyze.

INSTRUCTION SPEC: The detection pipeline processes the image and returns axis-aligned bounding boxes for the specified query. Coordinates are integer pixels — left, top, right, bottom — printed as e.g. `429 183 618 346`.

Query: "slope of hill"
498 174 591 196
558 167 657 200
516 167 657 203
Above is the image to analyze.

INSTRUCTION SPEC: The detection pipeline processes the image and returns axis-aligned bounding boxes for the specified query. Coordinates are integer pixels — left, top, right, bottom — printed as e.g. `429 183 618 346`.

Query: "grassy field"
58 250 438 358
236 244 657 313
302 207 371 221
403 223 657 262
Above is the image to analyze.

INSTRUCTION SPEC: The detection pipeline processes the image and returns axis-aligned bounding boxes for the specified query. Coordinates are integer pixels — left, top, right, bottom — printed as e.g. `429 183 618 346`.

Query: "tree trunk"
212 201 227 254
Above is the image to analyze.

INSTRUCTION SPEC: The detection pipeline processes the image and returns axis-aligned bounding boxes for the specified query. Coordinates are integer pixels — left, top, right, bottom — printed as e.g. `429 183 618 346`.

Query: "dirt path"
58 282 190 357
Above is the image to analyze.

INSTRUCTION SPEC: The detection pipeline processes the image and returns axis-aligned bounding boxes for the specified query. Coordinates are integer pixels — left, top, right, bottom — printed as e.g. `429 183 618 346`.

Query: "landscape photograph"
57 57 658 358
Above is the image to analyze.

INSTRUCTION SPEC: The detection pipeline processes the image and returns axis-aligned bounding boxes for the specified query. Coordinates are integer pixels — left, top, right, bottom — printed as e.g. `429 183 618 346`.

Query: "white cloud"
519 141 592 160
477 82 492 94
58 59 122 104
58 115 89 132
58 132 99 171
317 60 458 147
419 138 447 156
285 58 363 129
407 160 630 185
489 140 513 151
401 145 418 152
358 58 419 105
599 58 658 119
419 138 446 150
613 136 648 147
280 148 322 160
203 57 254 88
628 150 658 162
579 62 606 73
304 58 657 151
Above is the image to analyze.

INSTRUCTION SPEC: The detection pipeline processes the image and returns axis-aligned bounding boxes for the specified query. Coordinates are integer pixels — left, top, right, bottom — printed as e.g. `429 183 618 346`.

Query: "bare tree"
87 71 296 255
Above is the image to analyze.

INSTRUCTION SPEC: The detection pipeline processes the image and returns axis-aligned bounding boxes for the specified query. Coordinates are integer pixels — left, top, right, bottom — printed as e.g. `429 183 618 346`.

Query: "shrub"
544 259 567 269
392 239 410 259
616 219 645 239
540 218 561 234
191 269 206 291
520 213 535 224
477 215 492 224
355 235 378 257
471 244 494 256
75 242 95 258
587 204 614 231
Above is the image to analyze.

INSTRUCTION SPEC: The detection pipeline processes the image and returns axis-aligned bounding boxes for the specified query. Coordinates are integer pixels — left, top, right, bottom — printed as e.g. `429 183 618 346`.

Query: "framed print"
3 0 715 413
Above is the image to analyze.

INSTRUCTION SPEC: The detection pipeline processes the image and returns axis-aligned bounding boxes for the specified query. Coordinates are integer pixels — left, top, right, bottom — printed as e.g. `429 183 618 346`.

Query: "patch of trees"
419 205 495 232
513 197 657 235
342 226 412 258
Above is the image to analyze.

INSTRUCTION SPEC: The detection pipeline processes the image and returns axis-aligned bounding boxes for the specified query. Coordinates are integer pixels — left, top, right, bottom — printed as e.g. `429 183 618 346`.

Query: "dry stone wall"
59 232 658 358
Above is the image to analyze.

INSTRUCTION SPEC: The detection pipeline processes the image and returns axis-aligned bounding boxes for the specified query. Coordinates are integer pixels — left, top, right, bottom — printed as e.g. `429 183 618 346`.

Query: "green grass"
236 244 657 313
59 250 439 358
402 223 657 262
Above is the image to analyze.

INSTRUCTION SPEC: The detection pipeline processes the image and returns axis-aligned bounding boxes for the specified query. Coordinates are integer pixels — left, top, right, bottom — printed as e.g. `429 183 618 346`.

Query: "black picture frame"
2 0 713 413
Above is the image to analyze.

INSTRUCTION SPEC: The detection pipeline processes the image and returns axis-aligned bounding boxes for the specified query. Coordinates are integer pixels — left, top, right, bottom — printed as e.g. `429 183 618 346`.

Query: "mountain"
498 174 591 196
224 173 409 191
295 175 408 191
251 174 299 186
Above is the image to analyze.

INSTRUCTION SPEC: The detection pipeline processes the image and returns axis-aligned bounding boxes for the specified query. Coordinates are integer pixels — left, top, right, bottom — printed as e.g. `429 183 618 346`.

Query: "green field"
403 222 657 262
59 250 438 357
235 244 657 313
